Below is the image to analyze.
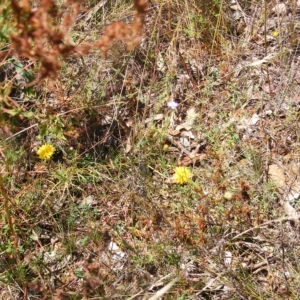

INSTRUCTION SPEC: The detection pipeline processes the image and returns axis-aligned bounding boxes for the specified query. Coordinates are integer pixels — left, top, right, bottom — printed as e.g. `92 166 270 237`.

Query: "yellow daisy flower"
37 144 55 160
174 167 192 184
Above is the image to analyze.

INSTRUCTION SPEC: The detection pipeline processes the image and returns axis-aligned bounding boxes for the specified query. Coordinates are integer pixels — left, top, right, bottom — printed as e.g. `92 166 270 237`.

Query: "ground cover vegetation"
0 0 300 299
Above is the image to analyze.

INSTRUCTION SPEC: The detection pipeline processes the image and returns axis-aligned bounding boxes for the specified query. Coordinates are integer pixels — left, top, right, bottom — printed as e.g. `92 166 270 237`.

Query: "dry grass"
1 0 300 299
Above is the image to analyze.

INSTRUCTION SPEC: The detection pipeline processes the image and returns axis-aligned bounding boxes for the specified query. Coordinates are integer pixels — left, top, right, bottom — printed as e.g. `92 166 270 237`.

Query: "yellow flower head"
163 144 169 152
37 144 55 160
174 167 192 184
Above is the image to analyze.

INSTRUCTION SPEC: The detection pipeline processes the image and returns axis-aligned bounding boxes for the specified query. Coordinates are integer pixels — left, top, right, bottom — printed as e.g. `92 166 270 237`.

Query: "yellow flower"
272 31 279 37
174 167 192 184
37 144 55 160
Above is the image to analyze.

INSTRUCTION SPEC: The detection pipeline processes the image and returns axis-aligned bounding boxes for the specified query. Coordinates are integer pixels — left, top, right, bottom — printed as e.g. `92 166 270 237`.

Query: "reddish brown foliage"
0 0 148 84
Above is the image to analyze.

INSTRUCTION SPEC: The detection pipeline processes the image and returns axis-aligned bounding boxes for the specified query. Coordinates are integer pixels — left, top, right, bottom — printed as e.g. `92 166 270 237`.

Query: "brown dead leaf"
268 164 286 188
178 154 207 166
268 164 300 218
34 163 48 173
175 123 193 131
168 128 180 136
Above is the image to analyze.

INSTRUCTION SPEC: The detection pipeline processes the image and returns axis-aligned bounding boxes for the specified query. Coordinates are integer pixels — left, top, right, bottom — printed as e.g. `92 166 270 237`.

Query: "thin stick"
128 273 174 300
149 277 178 300
5 123 38 141
232 215 300 240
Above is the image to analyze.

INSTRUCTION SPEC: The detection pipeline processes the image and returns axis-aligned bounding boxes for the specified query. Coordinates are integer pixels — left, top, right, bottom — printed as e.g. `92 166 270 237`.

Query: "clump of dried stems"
0 0 148 84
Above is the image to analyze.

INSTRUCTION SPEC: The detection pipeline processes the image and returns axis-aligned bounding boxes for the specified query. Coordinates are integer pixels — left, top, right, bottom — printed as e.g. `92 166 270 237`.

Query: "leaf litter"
1 0 300 299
